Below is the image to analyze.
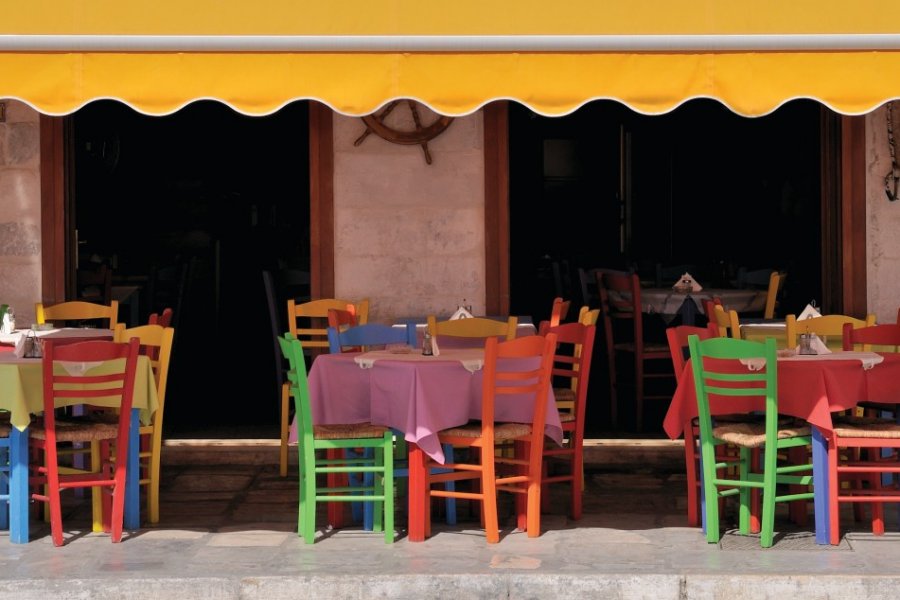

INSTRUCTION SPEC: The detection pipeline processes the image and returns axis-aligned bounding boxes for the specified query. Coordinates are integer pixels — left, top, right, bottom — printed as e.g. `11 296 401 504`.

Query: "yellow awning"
2 0 900 117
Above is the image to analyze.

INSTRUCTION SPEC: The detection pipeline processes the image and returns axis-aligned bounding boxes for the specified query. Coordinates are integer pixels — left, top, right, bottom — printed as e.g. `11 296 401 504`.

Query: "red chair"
666 323 721 527
28 337 140 546
597 270 675 431
148 307 173 328
827 320 900 543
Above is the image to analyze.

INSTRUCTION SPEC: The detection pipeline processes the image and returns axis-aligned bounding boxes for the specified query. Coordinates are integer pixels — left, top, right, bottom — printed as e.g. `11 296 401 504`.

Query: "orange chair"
596 270 674 431
549 297 571 328
422 334 556 542
28 338 140 546
537 321 596 519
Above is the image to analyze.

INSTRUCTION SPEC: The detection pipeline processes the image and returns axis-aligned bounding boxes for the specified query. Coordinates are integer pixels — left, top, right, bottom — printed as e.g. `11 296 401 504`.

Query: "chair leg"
607 350 618 428
571 437 584 520
481 446 500 544
634 355 644 433
300 447 317 544
280 382 290 478
828 439 841 545
760 444 778 548
684 429 700 527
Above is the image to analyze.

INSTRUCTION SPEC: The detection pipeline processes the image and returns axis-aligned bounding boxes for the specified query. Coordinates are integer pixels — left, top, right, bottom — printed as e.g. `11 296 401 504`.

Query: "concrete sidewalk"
1 440 899 599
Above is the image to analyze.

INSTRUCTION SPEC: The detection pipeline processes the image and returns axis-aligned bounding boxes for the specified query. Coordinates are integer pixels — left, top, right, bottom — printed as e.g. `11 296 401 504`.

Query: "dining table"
302 346 563 542
0 328 159 543
631 288 768 325
663 350 900 544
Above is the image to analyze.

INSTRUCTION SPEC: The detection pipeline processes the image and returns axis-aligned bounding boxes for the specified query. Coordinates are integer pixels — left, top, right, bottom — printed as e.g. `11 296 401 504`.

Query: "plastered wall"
332 108 486 323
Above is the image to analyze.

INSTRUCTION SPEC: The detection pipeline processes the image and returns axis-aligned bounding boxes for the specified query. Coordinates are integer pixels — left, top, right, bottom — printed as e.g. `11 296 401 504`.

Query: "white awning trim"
3 33 900 53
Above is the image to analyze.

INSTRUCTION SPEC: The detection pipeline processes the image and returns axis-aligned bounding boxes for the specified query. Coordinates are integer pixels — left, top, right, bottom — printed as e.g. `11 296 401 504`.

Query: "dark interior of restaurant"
70 98 823 438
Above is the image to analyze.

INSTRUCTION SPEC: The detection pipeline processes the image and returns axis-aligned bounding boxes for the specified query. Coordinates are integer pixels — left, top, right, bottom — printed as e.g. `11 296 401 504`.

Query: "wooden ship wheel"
354 100 454 164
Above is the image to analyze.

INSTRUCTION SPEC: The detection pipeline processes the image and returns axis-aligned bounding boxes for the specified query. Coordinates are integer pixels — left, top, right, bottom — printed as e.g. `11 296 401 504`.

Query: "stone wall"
866 105 900 324
0 101 41 326
332 108 485 323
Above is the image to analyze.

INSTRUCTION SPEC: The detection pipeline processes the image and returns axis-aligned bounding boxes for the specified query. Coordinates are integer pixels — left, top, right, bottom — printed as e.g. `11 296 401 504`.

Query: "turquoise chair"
279 333 394 543
327 323 457 529
688 334 815 548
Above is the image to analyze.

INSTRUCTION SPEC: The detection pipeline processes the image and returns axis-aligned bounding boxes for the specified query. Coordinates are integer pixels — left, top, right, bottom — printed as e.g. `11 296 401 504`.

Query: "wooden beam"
39 114 67 305
483 102 510 316
309 102 335 299
840 115 868 318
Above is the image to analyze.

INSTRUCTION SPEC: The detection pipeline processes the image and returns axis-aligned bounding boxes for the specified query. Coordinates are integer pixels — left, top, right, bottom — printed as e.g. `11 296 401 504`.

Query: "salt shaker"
422 332 434 356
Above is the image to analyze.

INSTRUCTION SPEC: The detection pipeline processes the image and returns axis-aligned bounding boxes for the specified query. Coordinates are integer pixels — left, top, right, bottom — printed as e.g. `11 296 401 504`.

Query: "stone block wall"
332 108 485 324
0 101 41 326
866 105 900 324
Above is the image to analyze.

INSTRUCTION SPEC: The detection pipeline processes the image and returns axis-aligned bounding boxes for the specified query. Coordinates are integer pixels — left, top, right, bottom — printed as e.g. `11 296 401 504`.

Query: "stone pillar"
0 101 42 326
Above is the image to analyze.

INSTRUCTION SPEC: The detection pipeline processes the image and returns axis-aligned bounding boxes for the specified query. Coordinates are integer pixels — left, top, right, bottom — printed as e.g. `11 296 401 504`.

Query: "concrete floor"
1 441 900 599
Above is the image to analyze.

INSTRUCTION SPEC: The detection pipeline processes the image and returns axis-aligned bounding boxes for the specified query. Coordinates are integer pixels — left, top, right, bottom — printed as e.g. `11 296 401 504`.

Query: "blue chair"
327 323 457 529
327 322 417 354
0 424 10 531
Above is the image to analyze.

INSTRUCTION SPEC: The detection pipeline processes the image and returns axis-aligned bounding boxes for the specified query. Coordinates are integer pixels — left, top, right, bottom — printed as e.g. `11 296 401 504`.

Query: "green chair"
688 335 815 548
278 333 394 544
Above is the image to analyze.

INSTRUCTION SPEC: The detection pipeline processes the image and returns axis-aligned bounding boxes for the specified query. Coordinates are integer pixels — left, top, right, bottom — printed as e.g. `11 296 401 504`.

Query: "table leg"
407 444 426 542
811 426 830 545
124 408 140 530
9 427 29 543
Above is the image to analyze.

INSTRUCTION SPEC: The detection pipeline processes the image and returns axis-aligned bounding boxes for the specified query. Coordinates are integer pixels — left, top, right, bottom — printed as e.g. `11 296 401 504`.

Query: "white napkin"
431 334 441 357
797 303 822 320
672 272 703 292
58 360 104 376
743 352 884 371
13 333 27 358
449 306 474 320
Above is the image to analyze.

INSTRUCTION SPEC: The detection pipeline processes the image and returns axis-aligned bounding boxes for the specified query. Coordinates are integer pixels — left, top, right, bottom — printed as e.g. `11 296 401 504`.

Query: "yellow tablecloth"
0 355 158 431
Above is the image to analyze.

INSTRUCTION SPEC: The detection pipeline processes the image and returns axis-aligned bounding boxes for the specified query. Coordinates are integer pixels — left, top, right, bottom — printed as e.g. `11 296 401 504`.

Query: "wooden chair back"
36 300 119 330
426 315 518 342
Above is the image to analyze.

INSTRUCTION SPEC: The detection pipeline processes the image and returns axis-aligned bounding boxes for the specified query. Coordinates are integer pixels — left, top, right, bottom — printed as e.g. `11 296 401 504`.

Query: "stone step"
162 438 686 470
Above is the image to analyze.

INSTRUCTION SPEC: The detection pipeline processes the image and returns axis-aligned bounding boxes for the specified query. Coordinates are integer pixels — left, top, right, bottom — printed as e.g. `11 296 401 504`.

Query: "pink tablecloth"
296 349 563 463
663 353 900 440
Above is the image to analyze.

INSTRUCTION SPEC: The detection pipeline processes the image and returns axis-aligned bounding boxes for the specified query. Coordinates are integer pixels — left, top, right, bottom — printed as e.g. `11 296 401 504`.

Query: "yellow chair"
786 313 877 351
287 298 369 351
577 306 600 326
710 304 742 339
426 315 518 343
283 297 369 479
763 271 787 319
111 323 175 525
36 300 119 330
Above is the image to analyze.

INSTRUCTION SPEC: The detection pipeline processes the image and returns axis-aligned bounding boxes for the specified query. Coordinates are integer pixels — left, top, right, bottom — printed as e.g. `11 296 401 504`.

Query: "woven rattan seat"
312 423 389 440
713 422 811 449
559 413 576 423
439 421 532 441
553 388 576 404
831 415 900 439
29 418 119 443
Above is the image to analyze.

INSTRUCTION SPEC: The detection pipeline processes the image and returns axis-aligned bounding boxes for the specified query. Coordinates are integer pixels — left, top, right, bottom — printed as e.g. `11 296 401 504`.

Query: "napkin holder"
797 333 830 355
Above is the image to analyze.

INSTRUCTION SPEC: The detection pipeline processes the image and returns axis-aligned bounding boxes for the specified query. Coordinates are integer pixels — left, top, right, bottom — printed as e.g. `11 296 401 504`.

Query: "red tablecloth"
663 353 900 440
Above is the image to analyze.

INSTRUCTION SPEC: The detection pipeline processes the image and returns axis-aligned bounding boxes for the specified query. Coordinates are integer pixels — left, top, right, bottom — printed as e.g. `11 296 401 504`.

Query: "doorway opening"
70 100 310 438
509 98 823 436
